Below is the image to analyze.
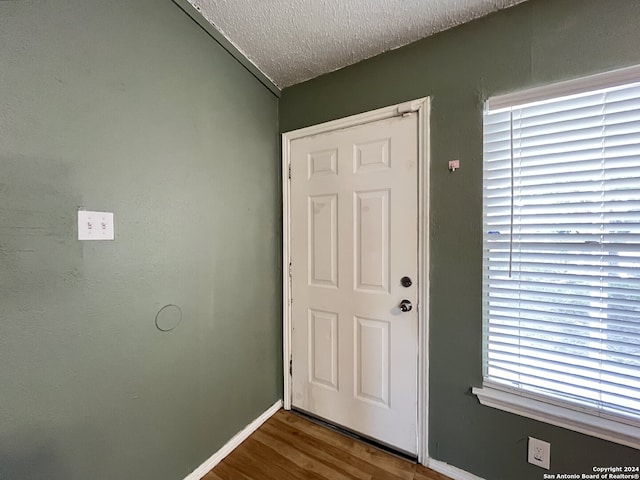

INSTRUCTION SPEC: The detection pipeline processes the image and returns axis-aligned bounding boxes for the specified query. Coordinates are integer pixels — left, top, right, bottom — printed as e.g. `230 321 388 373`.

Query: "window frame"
475 64 640 450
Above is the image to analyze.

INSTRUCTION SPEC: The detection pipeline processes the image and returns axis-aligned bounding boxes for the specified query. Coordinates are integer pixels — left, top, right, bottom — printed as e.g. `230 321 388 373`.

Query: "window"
474 66 640 449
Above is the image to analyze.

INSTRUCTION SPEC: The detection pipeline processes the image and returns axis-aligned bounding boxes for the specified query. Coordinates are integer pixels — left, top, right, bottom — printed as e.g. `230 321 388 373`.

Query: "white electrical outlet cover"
528 436 551 470
78 210 115 241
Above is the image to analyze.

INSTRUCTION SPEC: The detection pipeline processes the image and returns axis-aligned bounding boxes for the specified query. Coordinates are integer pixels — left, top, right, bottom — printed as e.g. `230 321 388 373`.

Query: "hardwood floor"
203 410 452 480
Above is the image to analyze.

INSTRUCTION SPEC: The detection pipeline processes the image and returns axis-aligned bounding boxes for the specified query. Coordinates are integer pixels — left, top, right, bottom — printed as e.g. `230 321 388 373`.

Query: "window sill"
472 385 640 450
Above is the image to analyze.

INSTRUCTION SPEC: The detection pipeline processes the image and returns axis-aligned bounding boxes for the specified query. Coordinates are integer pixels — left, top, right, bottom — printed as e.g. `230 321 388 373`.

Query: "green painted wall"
281 0 640 478
0 1 280 479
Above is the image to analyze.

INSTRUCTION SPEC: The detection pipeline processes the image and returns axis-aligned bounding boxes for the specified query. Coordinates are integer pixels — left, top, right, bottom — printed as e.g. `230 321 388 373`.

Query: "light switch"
78 210 114 241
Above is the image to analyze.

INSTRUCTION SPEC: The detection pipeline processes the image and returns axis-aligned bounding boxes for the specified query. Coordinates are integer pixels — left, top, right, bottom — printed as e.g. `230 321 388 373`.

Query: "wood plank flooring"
203 410 451 480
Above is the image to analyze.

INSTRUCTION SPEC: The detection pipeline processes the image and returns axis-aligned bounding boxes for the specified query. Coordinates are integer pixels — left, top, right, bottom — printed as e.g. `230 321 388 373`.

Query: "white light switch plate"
78 210 114 241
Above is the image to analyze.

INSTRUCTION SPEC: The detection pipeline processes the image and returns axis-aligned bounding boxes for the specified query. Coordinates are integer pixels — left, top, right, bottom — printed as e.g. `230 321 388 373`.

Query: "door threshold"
291 408 418 462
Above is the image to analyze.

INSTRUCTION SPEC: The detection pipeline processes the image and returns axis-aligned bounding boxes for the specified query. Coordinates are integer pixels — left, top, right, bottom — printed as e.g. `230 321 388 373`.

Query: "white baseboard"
427 458 486 480
183 399 283 480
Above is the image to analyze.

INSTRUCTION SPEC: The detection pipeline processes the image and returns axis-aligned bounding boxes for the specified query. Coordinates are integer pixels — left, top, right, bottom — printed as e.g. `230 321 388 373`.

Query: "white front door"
289 112 419 455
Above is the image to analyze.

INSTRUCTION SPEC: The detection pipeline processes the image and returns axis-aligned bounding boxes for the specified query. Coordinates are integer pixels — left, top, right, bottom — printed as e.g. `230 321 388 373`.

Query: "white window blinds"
482 77 640 425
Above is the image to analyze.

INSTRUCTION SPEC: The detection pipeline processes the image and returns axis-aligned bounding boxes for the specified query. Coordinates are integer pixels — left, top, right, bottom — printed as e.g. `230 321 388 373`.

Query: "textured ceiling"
188 0 527 88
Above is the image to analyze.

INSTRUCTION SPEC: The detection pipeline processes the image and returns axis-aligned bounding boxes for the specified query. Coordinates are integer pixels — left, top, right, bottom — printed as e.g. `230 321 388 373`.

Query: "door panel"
309 309 339 391
290 113 418 455
308 194 338 287
355 316 390 407
354 189 390 293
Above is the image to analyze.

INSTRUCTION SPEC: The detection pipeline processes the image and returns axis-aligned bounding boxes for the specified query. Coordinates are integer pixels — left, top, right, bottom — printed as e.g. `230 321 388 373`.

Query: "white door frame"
282 97 430 463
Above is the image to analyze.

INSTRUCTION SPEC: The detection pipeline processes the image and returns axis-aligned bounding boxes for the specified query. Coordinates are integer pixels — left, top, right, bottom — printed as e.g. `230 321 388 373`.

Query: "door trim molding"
281 97 430 463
